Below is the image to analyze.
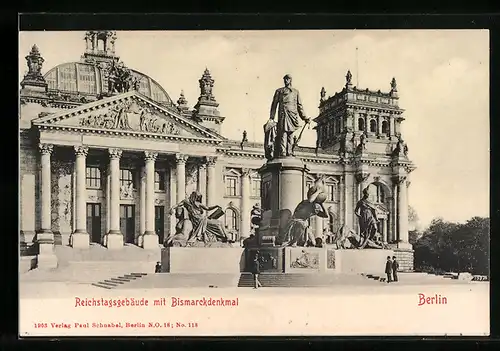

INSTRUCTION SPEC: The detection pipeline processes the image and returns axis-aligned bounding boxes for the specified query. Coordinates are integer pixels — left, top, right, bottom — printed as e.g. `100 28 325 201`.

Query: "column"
39 143 53 236
389 115 395 138
391 187 398 243
341 175 347 226
240 168 251 242
72 146 90 248
138 166 146 246
395 175 410 247
106 148 123 249
36 143 57 267
206 156 217 206
198 163 207 205
169 162 177 236
142 152 159 249
377 115 382 136
382 217 388 243
175 154 188 202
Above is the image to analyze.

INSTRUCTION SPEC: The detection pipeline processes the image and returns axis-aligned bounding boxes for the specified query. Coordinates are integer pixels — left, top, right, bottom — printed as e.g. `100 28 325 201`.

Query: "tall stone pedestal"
258 157 309 245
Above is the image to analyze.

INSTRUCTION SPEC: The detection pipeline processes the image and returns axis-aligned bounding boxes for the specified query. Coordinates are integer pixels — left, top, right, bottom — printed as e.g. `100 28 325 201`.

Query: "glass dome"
43 62 174 106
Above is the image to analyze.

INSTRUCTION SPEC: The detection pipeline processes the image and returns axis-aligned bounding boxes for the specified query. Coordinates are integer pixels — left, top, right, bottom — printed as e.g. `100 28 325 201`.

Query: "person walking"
252 252 263 289
392 256 399 282
385 256 393 283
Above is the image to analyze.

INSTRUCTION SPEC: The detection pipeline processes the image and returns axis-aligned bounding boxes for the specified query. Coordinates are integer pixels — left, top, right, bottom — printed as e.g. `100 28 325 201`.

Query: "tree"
413 216 489 275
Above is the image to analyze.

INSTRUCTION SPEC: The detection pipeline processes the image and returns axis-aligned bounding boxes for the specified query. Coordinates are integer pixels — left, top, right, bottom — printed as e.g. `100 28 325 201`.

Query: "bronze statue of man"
269 74 310 158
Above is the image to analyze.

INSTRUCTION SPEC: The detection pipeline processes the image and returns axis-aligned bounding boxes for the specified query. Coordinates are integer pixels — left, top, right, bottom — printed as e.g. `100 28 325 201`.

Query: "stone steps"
92 273 148 289
237 273 376 288
112 273 242 289
20 261 157 283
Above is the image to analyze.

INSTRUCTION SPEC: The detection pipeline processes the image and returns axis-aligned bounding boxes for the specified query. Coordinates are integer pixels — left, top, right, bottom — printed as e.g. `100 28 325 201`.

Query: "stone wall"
394 248 414 272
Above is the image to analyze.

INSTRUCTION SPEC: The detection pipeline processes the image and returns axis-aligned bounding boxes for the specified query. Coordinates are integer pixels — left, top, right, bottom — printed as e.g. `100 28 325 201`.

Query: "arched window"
358 118 365 131
381 120 389 135
225 208 238 231
370 119 377 133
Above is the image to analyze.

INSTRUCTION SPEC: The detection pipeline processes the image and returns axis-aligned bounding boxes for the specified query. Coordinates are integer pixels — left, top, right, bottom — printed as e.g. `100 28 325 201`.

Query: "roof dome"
43 62 174 106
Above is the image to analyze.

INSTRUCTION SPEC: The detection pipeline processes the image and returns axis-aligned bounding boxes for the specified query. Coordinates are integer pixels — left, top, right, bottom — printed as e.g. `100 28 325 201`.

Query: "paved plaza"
20 267 488 299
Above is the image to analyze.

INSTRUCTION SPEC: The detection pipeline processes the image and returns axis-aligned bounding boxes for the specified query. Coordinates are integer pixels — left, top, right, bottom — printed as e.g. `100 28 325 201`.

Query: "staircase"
237 273 378 287
110 273 242 289
92 273 148 289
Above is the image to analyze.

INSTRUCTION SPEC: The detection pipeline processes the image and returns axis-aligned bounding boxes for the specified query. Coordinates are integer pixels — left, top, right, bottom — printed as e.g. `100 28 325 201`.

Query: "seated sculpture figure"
169 191 229 247
334 224 385 249
275 175 329 247
165 206 192 247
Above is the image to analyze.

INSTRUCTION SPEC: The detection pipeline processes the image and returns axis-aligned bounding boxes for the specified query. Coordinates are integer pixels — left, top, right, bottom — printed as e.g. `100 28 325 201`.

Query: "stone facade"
19 32 416 269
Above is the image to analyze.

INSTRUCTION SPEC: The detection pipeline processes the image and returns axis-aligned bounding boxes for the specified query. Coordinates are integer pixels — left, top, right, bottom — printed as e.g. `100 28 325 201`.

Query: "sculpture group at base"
264 174 386 250
165 191 231 247
275 174 328 247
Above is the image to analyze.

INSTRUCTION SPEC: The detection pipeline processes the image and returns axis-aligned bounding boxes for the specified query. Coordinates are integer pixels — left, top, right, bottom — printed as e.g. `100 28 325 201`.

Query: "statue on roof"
346 70 353 86
199 68 215 100
320 87 326 102
391 77 397 92
106 60 135 94
21 44 46 87
392 134 408 157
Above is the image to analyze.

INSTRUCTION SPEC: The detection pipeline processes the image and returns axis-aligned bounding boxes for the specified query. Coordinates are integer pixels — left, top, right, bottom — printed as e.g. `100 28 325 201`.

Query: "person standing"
392 256 399 282
268 74 311 158
385 256 393 283
252 252 263 289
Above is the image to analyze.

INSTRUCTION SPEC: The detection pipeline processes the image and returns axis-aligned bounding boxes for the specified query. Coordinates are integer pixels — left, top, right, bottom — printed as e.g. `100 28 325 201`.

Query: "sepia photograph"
19 28 490 336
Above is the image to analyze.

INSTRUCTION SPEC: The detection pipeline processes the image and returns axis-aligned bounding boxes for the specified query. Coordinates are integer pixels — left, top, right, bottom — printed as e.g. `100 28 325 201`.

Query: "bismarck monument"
245 74 394 275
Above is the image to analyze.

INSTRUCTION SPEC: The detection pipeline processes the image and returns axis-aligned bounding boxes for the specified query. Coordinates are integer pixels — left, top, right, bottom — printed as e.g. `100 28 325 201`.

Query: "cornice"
36 124 222 145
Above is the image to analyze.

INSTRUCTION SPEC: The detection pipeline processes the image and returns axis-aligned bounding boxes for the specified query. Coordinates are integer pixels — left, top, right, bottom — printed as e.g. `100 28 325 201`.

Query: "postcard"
19 28 490 337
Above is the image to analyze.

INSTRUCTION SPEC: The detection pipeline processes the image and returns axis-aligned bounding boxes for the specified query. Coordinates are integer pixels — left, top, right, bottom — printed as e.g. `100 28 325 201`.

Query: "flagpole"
356 46 359 87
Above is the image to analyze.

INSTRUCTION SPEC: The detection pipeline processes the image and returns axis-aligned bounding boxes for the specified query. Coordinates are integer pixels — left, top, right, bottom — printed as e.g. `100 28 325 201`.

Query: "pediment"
32 91 222 142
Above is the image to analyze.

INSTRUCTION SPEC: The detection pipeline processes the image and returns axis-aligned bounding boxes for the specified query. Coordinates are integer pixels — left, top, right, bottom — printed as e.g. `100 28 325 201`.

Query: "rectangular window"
86 167 102 189
58 65 77 92
78 64 96 94
120 169 135 189
154 171 165 191
225 177 237 196
326 184 336 202
251 179 261 197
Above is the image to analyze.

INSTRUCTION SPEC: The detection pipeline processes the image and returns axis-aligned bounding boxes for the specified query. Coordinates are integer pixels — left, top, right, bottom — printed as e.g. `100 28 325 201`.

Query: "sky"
19 30 490 228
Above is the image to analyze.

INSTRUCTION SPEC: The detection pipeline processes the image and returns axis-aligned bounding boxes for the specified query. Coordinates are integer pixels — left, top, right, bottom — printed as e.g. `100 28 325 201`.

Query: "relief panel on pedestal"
289 249 320 269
